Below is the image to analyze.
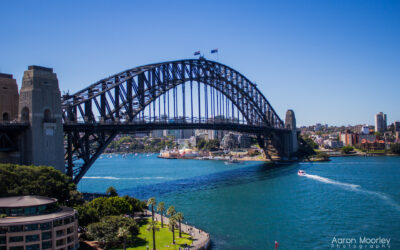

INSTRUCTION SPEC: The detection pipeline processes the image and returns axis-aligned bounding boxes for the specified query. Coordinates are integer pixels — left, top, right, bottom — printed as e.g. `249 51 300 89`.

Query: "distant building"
238 134 252 148
0 73 19 122
324 139 343 149
375 112 387 133
221 133 238 149
394 121 400 132
339 131 357 146
360 124 370 135
360 139 385 151
0 196 79 250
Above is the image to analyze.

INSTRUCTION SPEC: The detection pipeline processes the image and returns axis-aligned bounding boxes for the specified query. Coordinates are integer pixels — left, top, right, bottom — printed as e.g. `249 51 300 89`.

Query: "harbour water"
78 155 400 249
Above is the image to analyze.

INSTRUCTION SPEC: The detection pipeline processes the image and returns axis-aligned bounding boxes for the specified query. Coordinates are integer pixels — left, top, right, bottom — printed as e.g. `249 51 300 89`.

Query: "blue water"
78 155 400 249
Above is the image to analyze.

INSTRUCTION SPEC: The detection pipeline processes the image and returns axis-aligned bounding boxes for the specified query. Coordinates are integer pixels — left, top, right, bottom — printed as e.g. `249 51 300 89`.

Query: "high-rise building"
374 112 387 133
394 121 400 132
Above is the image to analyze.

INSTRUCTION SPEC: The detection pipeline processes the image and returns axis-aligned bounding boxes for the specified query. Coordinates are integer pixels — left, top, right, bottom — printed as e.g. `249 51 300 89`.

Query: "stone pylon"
284 109 298 157
18 66 65 172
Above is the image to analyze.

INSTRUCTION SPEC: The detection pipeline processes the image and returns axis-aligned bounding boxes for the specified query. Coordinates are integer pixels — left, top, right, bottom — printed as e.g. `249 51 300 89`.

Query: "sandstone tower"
19 66 65 172
284 109 298 155
0 73 19 122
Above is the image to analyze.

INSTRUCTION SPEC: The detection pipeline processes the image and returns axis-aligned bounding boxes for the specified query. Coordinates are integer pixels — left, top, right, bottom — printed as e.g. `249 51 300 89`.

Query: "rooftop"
0 196 57 208
0 73 13 79
28 65 53 73
0 206 74 225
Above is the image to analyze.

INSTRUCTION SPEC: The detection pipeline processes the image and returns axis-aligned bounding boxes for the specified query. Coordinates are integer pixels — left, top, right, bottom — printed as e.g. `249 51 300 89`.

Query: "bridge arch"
61 59 289 183
62 59 283 128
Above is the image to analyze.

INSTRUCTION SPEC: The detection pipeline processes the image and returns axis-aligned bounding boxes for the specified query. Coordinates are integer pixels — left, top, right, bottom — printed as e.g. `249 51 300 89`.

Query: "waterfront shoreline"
144 210 211 250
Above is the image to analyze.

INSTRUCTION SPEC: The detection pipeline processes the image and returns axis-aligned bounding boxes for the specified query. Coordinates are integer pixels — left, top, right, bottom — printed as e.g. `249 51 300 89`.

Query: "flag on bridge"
211 48 218 53
194 51 200 56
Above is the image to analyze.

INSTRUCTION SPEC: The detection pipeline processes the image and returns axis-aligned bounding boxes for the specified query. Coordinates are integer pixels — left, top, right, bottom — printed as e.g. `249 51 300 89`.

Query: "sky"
1 0 399 126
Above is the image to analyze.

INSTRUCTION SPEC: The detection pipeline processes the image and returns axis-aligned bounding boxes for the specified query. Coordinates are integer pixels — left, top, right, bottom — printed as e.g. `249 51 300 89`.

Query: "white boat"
298 170 306 176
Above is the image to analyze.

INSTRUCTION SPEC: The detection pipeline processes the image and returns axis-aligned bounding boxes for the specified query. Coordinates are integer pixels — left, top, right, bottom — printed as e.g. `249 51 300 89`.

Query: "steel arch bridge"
62 58 296 183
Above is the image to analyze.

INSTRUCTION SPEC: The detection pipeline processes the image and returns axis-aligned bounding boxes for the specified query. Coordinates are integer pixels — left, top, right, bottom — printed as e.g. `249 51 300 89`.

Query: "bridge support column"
18 66 65 172
281 109 298 160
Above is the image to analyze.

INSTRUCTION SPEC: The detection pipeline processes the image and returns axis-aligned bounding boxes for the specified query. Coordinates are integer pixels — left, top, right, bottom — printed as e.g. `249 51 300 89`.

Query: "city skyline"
1 0 399 126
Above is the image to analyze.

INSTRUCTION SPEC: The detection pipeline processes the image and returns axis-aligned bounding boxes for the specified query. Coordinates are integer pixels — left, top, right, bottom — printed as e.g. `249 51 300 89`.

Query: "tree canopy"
0 164 82 206
390 143 400 154
87 216 139 249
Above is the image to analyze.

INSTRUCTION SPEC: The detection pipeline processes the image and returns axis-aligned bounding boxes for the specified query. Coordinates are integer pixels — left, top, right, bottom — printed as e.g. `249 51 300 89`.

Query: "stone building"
0 73 19 122
0 196 79 250
18 66 65 172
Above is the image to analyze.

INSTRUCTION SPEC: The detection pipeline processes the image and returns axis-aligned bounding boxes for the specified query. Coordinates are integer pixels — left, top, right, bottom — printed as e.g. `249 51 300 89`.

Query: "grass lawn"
118 218 193 250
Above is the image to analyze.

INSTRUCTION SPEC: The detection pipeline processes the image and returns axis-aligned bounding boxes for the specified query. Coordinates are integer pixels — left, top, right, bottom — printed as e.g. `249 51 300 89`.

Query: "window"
64 217 71 225
42 240 52 249
26 244 40 250
42 231 52 240
67 227 74 234
0 236 5 244
0 227 7 234
9 236 23 243
10 247 24 250
24 224 38 231
2 112 9 121
21 107 30 121
24 206 38 215
10 208 23 216
26 234 39 242
43 109 51 122
56 239 64 247
53 219 63 227
67 235 74 243
40 222 52 230
9 225 23 232
0 246 6 250
56 229 64 237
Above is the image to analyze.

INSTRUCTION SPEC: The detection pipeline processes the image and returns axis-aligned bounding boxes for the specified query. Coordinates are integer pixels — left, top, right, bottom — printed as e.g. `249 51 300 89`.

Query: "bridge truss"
62 58 288 183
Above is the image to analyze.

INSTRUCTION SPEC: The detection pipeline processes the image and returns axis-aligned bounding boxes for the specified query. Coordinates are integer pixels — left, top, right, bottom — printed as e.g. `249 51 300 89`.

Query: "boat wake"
303 174 360 189
302 173 400 211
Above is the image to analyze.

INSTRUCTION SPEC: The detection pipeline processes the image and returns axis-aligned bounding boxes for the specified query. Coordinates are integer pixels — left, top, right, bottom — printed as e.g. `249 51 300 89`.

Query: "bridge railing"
63 116 267 127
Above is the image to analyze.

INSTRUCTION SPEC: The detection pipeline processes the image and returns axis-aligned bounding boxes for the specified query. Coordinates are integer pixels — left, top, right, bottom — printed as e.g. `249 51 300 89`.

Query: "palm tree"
168 215 177 244
157 202 165 228
175 212 184 238
166 205 176 217
147 197 157 221
146 220 159 250
117 226 129 250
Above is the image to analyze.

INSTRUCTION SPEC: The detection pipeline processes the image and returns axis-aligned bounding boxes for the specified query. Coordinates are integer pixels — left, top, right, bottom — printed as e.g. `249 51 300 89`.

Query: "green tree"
175 212 184 238
147 197 157 221
390 143 400 154
157 202 166 228
296 136 316 159
77 196 132 226
341 146 354 154
106 186 118 197
315 151 330 161
166 205 176 218
168 215 177 244
75 204 100 227
0 164 82 205
123 195 147 213
117 226 129 250
146 220 159 250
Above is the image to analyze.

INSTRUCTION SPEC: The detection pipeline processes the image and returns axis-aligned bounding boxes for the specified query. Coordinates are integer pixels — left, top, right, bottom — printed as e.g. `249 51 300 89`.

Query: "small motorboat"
298 170 306 176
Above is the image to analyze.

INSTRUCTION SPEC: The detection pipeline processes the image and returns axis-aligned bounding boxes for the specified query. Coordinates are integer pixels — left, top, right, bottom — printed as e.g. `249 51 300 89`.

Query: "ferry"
298 170 306 176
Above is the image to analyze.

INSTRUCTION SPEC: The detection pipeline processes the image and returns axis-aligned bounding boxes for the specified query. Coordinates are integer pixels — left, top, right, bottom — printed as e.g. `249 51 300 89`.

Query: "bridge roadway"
0 59 298 184
63 120 287 135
